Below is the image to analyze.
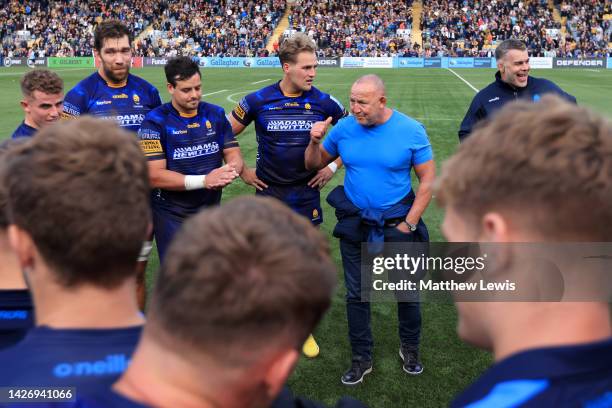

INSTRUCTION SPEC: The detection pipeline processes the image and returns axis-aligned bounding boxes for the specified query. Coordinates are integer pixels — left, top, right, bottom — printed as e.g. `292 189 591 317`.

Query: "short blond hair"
278 33 316 65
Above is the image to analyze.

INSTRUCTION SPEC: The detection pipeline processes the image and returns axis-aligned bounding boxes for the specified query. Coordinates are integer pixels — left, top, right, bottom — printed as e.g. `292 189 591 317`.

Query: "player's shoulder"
146 102 173 122
127 74 158 92
66 72 100 96
199 101 226 117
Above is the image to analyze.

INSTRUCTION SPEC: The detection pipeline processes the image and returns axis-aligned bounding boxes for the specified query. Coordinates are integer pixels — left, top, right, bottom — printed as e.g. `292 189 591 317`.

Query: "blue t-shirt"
11 122 37 139
0 325 142 397
323 111 433 210
138 102 239 216
231 82 346 185
0 289 34 350
63 72 161 133
452 338 612 407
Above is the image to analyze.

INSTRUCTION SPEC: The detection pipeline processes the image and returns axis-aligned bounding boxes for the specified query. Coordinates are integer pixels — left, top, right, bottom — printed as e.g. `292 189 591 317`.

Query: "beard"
102 62 129 84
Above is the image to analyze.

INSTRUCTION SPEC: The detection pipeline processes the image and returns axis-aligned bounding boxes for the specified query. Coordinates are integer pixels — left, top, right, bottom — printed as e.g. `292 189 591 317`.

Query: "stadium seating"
0 0 609 58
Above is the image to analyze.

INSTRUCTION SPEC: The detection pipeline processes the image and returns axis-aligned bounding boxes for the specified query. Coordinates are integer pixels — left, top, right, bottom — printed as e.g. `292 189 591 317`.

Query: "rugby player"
11 69 64 138
0 117 149 396
228 33 347 358
63 20 162 310
0 139 33 350
138 57 242 262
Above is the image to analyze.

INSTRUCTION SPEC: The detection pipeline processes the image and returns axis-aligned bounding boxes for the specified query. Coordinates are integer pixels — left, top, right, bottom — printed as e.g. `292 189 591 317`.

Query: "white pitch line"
202 89 228 97
446 68 479 93
251 78 271 84
226 90 256 104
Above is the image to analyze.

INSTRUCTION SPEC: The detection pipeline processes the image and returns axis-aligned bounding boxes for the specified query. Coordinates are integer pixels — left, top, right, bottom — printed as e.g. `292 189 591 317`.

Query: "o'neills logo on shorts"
266 120 313 131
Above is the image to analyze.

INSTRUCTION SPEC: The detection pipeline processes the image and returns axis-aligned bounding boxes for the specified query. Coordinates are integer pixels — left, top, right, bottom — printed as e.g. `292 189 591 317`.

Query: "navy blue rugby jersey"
231 82 346 185
0 325 142 397
11 122 37 139
0 289 33 350
138 102 239 216
62 72 161 133
451 338 612 407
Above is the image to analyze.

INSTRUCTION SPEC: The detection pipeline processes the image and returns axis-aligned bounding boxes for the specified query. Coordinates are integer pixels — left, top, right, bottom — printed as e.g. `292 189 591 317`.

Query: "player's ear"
20 99 29 112
7 225 36 271
166 83 174 95
282 62 291 74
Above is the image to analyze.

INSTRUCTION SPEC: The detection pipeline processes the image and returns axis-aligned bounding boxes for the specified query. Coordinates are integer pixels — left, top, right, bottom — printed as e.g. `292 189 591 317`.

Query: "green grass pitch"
1 66 611 407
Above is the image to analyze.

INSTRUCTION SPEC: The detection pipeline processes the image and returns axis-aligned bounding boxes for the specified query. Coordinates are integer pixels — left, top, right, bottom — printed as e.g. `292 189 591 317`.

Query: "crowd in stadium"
136 0 285 57
0 0 610 59
557 0 610 58
0 0 160 58
288 0 414 57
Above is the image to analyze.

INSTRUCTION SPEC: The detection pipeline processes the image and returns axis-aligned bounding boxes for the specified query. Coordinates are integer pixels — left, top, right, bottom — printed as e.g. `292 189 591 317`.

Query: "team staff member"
0 118 149 396
138 57 242 262
438 96 612 407
458 38 576 141
228 34 346 358
306 75 435 385
62 20 162 310
11 69 64 138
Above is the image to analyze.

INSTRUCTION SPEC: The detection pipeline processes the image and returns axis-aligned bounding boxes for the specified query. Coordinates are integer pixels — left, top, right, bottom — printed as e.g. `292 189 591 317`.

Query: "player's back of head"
4 117 151 288
147 196 337 362
437 94 612 241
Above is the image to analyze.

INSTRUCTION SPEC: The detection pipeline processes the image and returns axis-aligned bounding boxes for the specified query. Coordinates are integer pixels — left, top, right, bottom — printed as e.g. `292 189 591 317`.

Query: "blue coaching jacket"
458 72 577 141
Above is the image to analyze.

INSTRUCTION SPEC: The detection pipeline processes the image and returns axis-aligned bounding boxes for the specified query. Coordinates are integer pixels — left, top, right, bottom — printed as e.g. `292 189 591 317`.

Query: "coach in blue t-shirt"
0 118 149 397
305 74 436 386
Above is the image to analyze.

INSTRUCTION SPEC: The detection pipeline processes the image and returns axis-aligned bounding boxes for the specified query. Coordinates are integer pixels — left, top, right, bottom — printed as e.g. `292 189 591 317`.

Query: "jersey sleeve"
411 123 434 166
326 94 349 125
62 86 88 119
138 115 165 161
230 93 256 127
219 108 240 149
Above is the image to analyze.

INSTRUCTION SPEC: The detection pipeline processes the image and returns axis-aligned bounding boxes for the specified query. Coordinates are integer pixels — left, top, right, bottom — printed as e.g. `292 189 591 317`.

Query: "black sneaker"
341 358 373 385
399 346 423 375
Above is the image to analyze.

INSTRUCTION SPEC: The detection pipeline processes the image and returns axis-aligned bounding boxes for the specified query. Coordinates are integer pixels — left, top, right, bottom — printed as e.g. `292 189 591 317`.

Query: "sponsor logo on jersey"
139 139 163 155
488 97 500 103
173 142 220 159
62 102 81 117
187 122 201 129
205 120 212 129
138 129 160 139
285 102 300 107
233 105 246 120
133 94 140 104
312 208 319 220
103 114 145 127
0 310 28 320
305 103 311 110
172 129 188 135
112 93 129 99
266 120 313 131
54 354 130 378
95 100 112 106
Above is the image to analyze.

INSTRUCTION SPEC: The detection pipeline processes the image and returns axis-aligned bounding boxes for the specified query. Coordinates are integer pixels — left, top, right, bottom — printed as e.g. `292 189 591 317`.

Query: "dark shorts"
256 183 322 225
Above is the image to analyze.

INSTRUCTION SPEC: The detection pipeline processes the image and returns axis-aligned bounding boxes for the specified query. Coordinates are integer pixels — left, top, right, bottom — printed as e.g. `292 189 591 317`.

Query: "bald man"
305 75 436 385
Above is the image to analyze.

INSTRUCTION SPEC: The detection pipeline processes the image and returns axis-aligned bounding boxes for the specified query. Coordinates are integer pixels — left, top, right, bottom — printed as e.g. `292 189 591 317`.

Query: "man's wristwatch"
403 221 417 232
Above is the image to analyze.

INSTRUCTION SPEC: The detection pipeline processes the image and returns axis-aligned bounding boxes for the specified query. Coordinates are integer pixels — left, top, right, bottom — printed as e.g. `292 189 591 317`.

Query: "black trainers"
341 358 373 385
399 346 423 375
